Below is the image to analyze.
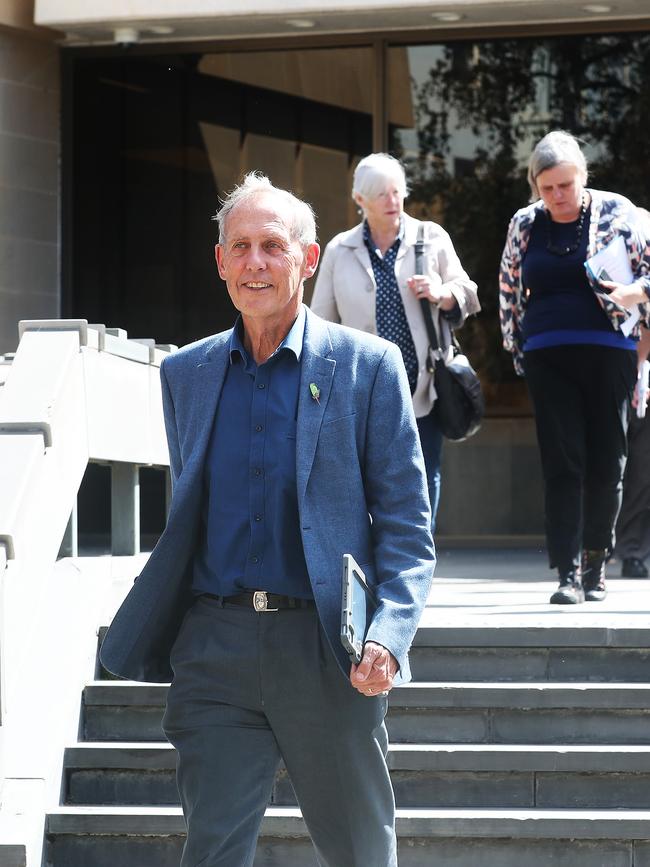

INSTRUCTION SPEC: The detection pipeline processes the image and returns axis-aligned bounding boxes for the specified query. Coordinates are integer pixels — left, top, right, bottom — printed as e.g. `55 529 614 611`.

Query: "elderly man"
101 173 435 867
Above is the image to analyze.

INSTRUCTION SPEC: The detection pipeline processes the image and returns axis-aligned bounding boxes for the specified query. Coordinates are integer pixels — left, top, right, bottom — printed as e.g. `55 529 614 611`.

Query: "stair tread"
413 625 650 648
64 741 650 772
46 806 650 840
83 680 650 710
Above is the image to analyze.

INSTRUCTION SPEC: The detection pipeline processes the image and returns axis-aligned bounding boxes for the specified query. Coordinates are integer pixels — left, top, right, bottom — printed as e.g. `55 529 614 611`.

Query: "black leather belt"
203 591 315 612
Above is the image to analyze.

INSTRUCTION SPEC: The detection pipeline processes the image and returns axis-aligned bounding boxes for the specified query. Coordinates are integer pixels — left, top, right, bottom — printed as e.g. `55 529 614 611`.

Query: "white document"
585 234 634 285
637 359 650 419
585 234 640 337
621 308 641 338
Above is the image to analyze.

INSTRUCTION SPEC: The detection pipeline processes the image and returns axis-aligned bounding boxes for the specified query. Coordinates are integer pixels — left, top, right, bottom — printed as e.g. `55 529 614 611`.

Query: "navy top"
363 218 419 393
522 207 635 351
192 307 313 599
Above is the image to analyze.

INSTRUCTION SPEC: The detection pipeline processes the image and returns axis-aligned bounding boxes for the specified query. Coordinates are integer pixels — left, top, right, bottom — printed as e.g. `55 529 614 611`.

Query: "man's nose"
245 245 266 269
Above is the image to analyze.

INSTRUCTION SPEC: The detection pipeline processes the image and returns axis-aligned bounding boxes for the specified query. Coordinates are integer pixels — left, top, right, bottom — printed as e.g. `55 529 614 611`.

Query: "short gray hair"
215 172 317 247
352 153 408 205
527 130 588 201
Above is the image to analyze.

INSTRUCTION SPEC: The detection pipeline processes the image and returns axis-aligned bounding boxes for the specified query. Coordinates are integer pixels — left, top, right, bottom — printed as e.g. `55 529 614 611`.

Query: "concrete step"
98 626 650 683
82 681 650 745
411 627 650 682
44 806 650 867
0 845 26 867
63 742 650 810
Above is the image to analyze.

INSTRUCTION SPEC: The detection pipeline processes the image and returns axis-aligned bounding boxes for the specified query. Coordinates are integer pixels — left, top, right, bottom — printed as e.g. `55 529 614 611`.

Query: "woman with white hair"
311 152 479 531
500 129 650 605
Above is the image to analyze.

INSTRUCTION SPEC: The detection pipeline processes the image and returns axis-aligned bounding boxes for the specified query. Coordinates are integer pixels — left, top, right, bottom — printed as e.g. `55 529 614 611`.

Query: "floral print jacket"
499 188 650 375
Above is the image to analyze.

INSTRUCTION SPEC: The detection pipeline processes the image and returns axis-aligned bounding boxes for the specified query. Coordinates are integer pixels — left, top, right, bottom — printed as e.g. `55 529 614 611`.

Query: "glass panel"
68 46 373 346
388 33 650 415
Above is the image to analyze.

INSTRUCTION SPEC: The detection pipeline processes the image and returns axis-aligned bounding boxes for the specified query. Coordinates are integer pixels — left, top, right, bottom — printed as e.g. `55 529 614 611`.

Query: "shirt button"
251 556 259 564
254 514 262 522
255 424 263 432
257 383 265 389
253 468 262 476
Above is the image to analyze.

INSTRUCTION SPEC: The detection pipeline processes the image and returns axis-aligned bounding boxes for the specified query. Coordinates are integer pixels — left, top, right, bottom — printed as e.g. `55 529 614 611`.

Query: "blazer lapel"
182 339 230 474
296 311 336 504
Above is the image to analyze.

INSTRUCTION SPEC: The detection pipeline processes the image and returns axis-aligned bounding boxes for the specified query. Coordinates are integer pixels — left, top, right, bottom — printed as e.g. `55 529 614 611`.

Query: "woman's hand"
600 280 648 309
407 274 456 311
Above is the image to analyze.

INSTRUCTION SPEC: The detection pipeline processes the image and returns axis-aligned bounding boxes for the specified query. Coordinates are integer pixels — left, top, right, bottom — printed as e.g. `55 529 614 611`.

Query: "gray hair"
527 130 588 201
352 153 408 206
215 172 317 247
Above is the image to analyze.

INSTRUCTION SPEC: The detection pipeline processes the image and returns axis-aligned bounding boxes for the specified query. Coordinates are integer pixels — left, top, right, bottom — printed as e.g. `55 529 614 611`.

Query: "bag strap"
415 222 441 355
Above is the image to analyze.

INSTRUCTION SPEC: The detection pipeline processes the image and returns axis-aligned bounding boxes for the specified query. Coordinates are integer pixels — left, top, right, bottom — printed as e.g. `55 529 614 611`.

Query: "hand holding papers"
585 235 640 337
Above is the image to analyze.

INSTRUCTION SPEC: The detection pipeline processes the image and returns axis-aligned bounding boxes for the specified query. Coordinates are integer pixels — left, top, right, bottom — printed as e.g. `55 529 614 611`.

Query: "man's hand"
350 641 398 696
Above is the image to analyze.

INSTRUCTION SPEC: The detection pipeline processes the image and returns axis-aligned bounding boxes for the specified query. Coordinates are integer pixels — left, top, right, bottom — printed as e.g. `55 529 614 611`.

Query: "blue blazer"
100 307 435 684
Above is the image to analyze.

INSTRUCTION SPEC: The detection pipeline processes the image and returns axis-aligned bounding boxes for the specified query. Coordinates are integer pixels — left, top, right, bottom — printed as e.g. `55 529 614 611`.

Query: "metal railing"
0 319 175 866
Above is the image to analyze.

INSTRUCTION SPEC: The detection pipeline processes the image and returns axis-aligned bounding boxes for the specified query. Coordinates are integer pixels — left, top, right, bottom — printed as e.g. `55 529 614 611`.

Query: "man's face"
216 193 319 331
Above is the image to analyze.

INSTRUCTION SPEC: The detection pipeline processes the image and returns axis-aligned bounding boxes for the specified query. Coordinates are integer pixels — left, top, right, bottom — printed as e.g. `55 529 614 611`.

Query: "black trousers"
616 412 650 562
524 344 636 573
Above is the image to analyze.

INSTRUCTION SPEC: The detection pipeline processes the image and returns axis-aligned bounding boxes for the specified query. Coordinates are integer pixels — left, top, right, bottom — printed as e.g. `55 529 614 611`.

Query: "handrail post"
111 462 140 556
59 502 78 558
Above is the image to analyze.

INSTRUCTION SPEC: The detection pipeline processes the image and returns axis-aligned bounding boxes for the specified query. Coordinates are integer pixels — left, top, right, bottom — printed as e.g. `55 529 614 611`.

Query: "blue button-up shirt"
192 307 313 599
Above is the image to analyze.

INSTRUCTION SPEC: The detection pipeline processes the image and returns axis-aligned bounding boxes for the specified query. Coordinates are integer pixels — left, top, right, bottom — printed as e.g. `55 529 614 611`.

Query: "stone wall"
0 27 59 354
437 417 545 540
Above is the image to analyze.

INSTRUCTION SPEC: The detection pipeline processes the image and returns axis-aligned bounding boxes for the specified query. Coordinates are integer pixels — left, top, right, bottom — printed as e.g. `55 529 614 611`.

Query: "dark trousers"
524 345 636 573
616 412 650 562
162 596 397 867
417 411 443 532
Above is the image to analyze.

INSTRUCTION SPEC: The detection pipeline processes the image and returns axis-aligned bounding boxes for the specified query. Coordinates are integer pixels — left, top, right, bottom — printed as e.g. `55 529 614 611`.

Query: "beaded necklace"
544 194 587 256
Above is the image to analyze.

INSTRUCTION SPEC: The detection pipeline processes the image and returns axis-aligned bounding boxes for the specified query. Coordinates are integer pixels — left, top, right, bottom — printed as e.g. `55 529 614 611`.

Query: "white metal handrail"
0 319 174 866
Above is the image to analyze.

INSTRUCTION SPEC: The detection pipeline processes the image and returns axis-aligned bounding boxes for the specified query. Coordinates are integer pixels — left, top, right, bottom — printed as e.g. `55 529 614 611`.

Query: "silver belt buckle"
253 591 278 612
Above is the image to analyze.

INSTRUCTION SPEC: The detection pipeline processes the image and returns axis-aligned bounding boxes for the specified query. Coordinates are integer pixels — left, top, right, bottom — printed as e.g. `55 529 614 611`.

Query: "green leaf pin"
309 382 320 404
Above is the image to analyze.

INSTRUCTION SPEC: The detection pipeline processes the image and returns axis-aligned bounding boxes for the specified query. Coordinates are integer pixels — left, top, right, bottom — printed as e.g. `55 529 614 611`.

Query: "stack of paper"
585 234 640 337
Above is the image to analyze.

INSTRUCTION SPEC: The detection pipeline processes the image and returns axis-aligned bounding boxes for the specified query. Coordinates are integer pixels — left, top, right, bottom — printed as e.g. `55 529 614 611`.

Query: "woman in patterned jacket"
311 152 479 530
499 130 650 605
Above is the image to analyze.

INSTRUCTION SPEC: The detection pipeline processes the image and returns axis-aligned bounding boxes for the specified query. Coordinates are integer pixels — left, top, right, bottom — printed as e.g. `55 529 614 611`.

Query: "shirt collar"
363 216 404 257
228 304 306 365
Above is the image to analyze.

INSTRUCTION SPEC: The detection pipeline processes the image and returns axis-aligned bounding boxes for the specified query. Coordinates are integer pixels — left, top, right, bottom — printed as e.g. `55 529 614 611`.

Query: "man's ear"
303 242 320 279
215 244 226 280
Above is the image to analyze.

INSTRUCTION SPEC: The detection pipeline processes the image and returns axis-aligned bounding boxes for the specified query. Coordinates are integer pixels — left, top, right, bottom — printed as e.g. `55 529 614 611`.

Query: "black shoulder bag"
415 223 484 442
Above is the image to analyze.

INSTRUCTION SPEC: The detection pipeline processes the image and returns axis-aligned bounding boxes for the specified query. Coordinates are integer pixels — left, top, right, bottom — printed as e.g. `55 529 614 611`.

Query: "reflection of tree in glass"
394 33 650 408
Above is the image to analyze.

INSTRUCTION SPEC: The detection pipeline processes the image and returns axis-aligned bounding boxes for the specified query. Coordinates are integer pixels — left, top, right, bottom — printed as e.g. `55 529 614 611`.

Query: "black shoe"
582 549 607 602
621 557 649 578
550 569 584 605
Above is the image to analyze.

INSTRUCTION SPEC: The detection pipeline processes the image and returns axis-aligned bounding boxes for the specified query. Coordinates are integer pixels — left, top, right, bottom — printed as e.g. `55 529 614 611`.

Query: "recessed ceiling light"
150 25 175 35
582 4 613 12
431 11 464 22
114 27 139 44
286 18 316 28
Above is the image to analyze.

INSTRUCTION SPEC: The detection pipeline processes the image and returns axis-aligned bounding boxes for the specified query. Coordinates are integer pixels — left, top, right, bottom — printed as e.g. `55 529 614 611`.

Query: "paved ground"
423 547 650 629
83 545 650 632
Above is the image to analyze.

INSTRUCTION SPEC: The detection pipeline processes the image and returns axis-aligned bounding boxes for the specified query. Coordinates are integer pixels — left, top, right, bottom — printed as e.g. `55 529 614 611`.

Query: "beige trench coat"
311 212 480 417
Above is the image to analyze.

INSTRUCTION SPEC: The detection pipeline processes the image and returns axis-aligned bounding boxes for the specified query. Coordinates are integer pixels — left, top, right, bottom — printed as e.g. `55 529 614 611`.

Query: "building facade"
2 0 650 537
